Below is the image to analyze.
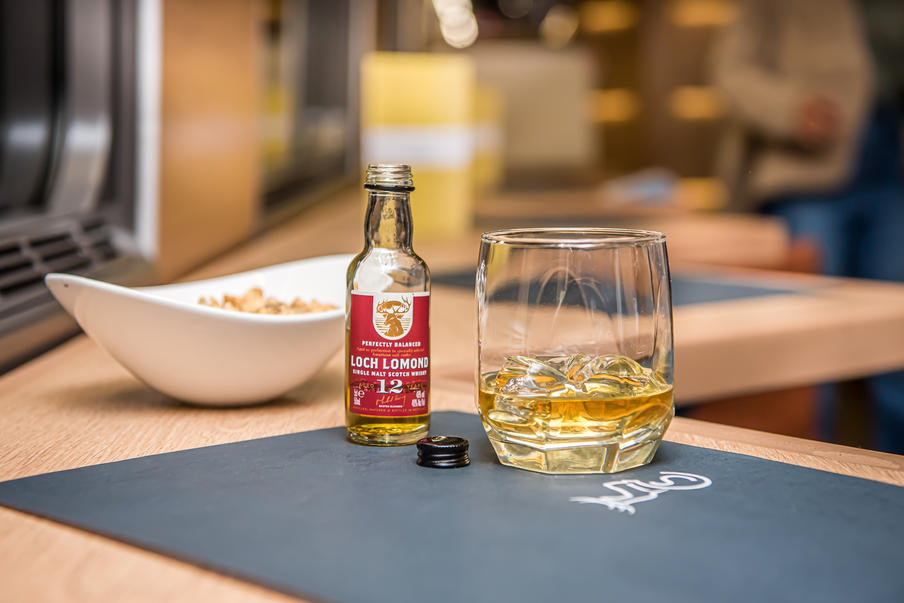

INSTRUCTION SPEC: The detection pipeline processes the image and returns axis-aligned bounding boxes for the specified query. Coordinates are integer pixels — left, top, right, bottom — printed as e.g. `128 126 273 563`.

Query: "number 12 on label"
377 379 403 394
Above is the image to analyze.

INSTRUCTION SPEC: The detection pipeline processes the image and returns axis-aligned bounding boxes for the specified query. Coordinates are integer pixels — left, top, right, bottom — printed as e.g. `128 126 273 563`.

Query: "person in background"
713 0 904 453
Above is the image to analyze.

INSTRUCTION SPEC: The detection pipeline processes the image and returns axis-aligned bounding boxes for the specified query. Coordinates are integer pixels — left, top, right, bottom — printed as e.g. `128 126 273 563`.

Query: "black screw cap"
416 436 470 468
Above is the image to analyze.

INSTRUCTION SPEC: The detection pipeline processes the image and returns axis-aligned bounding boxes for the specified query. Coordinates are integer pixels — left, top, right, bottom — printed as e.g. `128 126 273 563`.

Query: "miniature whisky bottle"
345 164 430 445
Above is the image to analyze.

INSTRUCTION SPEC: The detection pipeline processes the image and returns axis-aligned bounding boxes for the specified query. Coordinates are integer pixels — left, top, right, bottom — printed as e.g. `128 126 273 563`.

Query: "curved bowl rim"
46 254 352 325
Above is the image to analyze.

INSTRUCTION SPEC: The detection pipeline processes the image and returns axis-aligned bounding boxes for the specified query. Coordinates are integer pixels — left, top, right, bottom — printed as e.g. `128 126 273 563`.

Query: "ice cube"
488 395 532 424
499 377 540 394
493 355 533 388
562 354 594 382
495 355 570 397
543 353 586 376
580 375 626 396
493 353 666 399
565 354 661 397
598 354 646 378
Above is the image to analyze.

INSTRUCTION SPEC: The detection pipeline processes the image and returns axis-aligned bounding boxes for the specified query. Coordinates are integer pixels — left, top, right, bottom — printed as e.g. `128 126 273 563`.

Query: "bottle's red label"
348 291 429 417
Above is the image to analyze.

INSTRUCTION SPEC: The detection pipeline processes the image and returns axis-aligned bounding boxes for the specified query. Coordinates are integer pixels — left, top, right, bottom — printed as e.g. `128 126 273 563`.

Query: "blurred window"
259 0 353 208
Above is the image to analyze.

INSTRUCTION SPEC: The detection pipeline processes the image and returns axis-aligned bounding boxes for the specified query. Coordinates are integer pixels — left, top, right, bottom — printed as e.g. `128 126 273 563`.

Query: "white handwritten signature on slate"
570 471 712 515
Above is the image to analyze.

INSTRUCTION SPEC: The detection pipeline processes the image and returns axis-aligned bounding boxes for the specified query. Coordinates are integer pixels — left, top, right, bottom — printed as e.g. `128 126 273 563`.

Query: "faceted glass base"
482 411 673 474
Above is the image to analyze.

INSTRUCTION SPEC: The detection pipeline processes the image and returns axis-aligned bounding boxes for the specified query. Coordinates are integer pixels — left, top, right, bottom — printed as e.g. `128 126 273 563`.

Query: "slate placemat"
0 411 901 603
433 270 804 306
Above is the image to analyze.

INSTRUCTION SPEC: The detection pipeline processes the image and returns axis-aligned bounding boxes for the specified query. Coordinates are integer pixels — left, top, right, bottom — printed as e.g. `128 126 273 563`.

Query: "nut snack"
198 288 336 315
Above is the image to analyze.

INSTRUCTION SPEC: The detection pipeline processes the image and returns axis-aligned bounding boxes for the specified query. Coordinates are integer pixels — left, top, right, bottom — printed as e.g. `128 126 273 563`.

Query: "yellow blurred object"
589 88 640 123
668 86 725 120
361 52 476 240
540 5 579 48
675 178 727 210
260 1 292 172
361 52 474 127
579 0 638 34
670 0 737 27
473 86 503 196
262 80 291 170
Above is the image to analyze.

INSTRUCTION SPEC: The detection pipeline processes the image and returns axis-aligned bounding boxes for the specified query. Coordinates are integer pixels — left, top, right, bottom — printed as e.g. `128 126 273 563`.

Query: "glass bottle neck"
364 190 413 250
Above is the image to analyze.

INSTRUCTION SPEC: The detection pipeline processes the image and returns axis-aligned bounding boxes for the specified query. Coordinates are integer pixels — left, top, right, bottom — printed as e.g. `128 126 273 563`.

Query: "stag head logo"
372 293 414 340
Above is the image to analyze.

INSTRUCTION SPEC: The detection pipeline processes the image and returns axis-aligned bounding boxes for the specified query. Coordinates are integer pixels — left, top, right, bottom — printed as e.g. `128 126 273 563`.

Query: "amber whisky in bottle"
345 164 430 445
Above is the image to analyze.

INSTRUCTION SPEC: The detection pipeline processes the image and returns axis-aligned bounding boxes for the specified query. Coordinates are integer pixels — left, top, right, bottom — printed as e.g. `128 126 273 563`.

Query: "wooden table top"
2 189 904 601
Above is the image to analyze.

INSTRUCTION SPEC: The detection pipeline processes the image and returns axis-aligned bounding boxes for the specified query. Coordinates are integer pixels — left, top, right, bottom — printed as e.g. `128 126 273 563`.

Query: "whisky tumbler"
476 228 674 474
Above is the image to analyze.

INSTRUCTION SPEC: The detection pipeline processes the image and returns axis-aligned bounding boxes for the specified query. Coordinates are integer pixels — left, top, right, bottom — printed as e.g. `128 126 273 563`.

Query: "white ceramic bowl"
45 254 352 406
